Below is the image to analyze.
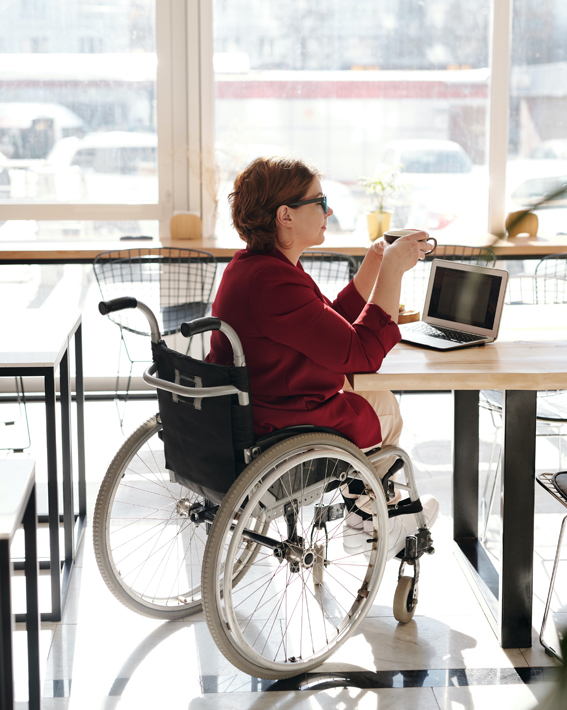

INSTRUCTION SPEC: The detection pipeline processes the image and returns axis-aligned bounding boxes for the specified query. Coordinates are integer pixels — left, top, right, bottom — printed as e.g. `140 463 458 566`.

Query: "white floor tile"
330 614 526 671
307 687 440 710
17 700 70 710
433 682 557 710
7 396 567 708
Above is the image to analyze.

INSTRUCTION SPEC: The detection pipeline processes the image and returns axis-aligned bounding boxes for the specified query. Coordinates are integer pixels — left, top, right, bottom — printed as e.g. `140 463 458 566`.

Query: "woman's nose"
327 205 334 217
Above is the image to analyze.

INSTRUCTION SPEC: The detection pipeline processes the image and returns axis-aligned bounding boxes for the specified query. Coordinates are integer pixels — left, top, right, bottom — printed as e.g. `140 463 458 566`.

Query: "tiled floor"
4 391 567 709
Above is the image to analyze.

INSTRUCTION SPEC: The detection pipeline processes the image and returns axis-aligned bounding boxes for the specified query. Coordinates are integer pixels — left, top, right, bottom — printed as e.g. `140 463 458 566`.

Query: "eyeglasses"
287 195 328 215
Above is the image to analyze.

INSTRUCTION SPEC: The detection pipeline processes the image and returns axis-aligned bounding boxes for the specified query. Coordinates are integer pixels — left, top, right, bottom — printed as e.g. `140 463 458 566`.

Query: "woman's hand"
382 230 430 274
353 238 386 301
370 239 386 261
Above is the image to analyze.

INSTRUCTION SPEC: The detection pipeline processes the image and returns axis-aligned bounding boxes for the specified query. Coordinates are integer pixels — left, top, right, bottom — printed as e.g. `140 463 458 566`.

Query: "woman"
207 156 438 558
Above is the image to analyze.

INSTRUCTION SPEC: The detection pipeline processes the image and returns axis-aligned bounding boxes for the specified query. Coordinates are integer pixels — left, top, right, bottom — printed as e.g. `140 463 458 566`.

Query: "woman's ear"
275 205 294 250
276 204 293 228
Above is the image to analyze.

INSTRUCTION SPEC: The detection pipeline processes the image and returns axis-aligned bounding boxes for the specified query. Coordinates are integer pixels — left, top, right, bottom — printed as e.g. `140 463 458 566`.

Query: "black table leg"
0 540 15 710
74 324 87 520
453 390 479 540
453 388 537 648
453 390 499 617
23 484 41 710
60 349 75 567
45 369 62 622
500 390 536 648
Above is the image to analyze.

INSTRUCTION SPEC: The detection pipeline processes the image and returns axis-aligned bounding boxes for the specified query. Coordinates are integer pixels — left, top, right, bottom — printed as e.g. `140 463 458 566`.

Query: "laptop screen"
427 265 502 330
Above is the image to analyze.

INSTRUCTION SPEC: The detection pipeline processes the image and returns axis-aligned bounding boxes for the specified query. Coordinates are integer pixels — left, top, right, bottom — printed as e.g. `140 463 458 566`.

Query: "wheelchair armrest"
143 362 249 406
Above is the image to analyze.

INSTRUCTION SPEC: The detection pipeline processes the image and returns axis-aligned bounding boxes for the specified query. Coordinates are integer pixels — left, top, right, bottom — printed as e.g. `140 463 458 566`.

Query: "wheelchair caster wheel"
393 575 417 624
313 543 325 586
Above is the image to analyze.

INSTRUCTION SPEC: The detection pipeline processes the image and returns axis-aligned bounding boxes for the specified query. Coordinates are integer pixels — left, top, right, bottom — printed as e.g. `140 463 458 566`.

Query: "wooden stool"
506 210 538 238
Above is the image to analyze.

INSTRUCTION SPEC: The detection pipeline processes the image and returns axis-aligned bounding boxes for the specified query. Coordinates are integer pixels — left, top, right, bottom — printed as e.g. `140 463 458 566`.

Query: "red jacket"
207 248 401 449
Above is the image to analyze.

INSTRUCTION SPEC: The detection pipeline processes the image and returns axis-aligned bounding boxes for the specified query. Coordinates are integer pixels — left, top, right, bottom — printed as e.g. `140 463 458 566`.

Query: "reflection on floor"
3 392 566 710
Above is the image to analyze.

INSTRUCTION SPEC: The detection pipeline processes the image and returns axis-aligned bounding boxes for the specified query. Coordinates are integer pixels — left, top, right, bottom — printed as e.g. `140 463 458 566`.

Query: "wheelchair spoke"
94 417 210 614
121 512 181 587
203 433 390 675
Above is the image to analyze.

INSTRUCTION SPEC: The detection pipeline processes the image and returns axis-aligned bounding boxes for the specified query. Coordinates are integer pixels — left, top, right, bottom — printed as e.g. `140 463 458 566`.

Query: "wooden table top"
1 233 567 261
349 304 567 392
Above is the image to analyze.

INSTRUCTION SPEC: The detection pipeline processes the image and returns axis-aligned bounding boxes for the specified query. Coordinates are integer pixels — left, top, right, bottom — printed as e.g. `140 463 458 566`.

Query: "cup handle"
425 237 437 254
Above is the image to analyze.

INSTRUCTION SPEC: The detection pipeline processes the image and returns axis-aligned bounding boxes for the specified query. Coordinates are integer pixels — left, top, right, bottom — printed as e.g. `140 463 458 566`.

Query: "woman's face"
292 177 334 250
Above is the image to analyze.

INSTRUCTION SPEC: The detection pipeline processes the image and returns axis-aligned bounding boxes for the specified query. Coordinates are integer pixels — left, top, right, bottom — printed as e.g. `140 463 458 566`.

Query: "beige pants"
342 383 404 513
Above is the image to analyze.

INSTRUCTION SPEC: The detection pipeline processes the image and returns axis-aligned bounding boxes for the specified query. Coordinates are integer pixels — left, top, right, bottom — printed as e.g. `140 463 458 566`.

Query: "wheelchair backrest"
151 340 254 503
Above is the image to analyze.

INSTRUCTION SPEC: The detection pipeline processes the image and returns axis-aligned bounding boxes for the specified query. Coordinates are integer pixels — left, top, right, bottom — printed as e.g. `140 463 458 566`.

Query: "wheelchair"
93 297 435 680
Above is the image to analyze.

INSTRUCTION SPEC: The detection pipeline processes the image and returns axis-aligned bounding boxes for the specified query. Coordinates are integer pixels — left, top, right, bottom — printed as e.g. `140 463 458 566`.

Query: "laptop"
399 259 509 350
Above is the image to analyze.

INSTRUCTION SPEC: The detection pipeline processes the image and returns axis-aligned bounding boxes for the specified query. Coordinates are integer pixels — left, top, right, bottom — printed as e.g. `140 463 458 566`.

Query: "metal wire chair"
481 253 567 541
400 244 497 310
93 247 217 426
506 255 567 305
535 253 567 303
299 251 358 300
535 471 567 662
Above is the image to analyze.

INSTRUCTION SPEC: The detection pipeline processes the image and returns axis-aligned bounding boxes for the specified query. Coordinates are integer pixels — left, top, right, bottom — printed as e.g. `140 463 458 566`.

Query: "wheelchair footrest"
388 497 423 518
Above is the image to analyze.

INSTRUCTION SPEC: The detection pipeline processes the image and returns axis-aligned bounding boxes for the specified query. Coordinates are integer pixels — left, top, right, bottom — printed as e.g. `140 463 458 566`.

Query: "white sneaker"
342 524 366 551
363 495 440 561
342 511 366 551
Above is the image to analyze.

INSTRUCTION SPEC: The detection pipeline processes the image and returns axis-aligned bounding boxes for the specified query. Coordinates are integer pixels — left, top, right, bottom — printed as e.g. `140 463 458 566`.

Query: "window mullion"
187 0 203 218
198 0 216 238
487 0 513 237
156 0 175 236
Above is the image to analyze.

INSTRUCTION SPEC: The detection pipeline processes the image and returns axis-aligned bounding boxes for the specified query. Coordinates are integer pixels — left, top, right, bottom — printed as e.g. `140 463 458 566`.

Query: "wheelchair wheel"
202 433 389 679
93 415 267 619
393 575 417 624
93 415 206 618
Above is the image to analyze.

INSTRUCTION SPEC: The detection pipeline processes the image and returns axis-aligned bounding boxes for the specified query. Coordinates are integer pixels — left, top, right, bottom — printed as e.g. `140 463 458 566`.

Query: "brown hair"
229 156 320 253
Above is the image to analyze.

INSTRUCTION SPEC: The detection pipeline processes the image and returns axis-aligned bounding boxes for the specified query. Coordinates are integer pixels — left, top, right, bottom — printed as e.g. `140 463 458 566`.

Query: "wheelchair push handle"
98 297 138 315
181 317 246 368
180 317 221 337
99 298 161 343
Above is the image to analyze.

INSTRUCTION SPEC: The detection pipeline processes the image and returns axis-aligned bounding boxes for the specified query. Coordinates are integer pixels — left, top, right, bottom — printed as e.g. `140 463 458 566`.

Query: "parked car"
375 139 567 239
374 139 477 234
376 139 473 176
0 101 85 160
506 159 567 237
46 131 158 203
529 140 567 161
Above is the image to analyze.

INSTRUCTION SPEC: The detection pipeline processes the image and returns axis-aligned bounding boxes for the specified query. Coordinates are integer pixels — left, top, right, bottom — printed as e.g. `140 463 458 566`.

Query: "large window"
507 0 567 239
213 0 491 243
0 0 565 243
0 0 157 203
0 0 159 241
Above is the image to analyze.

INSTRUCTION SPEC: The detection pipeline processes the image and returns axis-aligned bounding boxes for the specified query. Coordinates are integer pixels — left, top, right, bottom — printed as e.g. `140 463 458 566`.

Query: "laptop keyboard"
405 322 486 344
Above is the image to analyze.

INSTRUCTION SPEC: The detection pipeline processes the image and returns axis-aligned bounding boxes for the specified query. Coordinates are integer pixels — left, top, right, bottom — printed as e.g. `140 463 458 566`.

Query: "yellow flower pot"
366 211 392 242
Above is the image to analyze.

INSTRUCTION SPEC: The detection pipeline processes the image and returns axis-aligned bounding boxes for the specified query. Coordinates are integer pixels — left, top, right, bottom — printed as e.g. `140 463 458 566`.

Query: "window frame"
1 0 514 240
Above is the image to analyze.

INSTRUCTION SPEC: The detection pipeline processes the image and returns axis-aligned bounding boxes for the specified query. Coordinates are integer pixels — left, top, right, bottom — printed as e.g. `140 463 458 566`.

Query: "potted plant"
360 166 404 241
